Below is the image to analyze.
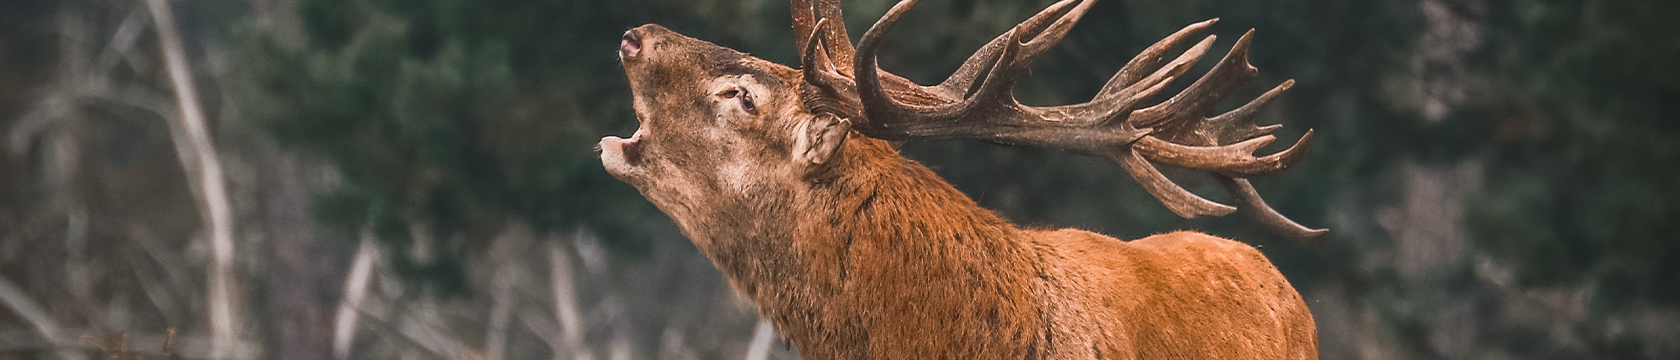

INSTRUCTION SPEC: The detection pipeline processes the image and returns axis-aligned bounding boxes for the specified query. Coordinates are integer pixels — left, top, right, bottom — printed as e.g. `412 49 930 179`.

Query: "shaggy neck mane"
704 134 1054 356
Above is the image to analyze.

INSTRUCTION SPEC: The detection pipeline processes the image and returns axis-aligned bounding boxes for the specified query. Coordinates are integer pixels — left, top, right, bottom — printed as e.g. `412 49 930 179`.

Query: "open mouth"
604 28 648 176
620 127 644 163
600 124 647 168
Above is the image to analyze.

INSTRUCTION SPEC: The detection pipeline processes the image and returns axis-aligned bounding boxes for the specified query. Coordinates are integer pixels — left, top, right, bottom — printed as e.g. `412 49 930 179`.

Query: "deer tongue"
623 128 645 163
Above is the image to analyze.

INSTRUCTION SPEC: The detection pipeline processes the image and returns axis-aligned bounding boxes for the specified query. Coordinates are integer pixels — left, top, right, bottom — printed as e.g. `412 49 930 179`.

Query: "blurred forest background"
1 0 1676 358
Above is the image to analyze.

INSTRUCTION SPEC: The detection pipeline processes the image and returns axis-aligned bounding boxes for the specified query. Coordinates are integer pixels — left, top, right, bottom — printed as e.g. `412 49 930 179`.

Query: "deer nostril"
620 30 642 58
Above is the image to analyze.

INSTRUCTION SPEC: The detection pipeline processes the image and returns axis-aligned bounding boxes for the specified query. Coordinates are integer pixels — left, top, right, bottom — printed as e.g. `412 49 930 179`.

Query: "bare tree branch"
143 0 243 358
93 6 151 76
351 299 471 359
0 275 67 347
333 234 379 359
550 240 592 360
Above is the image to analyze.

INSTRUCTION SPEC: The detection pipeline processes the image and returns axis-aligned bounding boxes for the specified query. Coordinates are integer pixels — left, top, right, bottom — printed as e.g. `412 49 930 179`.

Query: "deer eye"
719 87 757 115
739 89 757 115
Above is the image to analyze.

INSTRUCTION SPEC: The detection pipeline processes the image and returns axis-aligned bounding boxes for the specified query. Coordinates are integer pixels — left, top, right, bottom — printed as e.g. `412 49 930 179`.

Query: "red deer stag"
599 0 1322 358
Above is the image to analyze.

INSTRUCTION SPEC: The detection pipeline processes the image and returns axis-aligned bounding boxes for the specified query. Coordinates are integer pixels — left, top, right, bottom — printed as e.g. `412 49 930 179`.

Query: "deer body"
719 137 1316 358
600 0 1322 357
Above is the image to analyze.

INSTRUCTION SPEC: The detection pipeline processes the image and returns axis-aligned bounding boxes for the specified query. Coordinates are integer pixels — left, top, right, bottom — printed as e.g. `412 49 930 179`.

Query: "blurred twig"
124 223 196 309
550 239 592 360
332 234 379 359
142 0 242 358
518 309 561 353
0 274 69 347
91 6 150 77
483 227 529 360
352 299 470 359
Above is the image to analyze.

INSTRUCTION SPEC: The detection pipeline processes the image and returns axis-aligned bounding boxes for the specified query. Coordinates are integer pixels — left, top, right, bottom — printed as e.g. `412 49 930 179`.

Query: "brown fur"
601 25 1316 359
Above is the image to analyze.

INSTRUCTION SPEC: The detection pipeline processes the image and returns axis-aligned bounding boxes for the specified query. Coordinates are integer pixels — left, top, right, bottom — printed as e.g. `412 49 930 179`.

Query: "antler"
800 0 1325 240
792 0 855 77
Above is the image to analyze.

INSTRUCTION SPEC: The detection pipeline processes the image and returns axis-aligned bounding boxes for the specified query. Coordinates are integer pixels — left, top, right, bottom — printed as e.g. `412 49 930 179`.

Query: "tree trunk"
256 144 335 360
235 0 337 358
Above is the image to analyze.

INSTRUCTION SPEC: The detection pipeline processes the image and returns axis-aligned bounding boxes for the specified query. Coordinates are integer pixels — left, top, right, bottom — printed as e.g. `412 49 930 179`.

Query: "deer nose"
620 29 643 58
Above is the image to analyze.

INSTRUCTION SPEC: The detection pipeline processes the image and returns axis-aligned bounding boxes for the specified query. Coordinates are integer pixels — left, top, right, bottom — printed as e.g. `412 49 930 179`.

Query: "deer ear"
793 113 851 177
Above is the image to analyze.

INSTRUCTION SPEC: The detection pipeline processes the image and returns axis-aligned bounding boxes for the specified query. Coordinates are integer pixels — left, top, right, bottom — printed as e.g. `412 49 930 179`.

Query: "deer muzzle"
620 29 643 58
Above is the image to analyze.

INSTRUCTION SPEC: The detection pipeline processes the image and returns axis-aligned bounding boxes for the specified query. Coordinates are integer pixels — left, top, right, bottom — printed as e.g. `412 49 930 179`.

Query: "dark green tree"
238 0 657 291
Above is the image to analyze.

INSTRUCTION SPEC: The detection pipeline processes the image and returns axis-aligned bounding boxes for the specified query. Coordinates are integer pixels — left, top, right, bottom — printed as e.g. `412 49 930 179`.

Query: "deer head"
600 0 1325 241
599 24 856 254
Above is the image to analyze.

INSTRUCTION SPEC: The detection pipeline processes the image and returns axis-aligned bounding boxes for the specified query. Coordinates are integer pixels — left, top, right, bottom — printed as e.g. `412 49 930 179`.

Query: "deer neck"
702 136 1051 353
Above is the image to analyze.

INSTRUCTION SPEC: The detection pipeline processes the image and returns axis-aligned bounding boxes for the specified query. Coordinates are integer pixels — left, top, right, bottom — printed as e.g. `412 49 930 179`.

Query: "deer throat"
706 148 1055 355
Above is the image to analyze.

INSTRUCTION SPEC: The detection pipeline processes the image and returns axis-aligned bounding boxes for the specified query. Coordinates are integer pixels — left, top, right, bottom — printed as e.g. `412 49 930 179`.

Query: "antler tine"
1104 18 1219 95
792 0 819 55
1131 127 1316 177
1129 29 1261 134
1206 78 1289 144
802 19 864 119
815 0 855 76
793 0 856 77
1114 150 1238 218
855 0 934 128
1216 175 1328 240
954 0 1089 94
1030 34 1216 128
